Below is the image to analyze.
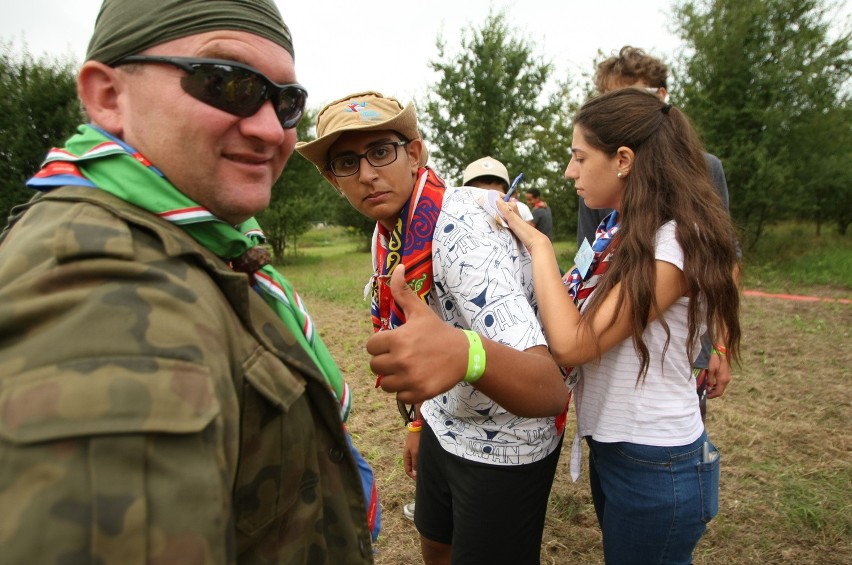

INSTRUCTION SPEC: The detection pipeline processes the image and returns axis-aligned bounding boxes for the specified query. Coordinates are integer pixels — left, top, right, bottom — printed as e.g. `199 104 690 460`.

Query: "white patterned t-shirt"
417 185 564 466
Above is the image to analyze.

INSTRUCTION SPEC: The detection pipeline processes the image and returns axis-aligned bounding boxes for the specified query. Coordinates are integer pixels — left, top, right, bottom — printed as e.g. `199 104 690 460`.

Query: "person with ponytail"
579 45 737 421
498 88 741 564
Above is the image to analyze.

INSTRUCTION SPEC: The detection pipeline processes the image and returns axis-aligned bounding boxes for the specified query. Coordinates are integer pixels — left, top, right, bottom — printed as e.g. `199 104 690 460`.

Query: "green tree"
671 0 851 243
326 193 376 246
0 43 82 221
261 108 375 260
286 107 376 246
418 10 581 241
258 109 337 261
791 96 851 235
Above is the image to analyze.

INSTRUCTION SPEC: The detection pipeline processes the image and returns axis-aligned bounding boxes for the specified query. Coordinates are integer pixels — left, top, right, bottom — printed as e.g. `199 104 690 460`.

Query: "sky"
1 0 688 108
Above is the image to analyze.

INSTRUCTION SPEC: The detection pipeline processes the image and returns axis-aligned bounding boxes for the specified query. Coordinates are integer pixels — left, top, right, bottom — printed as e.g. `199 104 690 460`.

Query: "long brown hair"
574 88 740 380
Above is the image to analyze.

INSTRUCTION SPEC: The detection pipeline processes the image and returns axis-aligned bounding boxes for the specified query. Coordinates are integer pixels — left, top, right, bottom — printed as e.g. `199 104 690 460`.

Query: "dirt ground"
308 289 851 564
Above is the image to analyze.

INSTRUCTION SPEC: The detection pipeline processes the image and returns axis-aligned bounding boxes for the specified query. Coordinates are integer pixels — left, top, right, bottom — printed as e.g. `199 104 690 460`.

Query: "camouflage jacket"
0 187 374 564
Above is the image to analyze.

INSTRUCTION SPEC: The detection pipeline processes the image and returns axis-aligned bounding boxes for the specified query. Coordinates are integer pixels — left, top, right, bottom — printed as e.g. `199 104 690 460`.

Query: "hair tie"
661 103 673 115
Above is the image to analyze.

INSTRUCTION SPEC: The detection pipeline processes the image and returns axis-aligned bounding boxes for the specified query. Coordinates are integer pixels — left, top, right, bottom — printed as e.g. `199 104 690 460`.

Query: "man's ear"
77 61 125 135
407 138 424 171
616 146 635 176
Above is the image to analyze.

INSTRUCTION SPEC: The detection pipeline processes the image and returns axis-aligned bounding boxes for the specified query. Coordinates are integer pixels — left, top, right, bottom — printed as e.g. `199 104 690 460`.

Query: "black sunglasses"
113 55 307 129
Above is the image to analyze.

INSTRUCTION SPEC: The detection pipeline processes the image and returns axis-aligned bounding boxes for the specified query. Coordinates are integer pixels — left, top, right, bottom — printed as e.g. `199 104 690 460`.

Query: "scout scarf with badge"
564 210 620 482
369 166 445 332
28 125 381 538
564 210 620 308
560 210 620 388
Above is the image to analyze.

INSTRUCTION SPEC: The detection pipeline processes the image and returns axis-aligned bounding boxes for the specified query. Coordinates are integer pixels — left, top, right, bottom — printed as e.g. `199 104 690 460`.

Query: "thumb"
389 264 426 319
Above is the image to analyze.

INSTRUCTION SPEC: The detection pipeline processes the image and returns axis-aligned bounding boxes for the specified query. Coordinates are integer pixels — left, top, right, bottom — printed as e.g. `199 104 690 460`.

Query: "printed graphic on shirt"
420 186 562 466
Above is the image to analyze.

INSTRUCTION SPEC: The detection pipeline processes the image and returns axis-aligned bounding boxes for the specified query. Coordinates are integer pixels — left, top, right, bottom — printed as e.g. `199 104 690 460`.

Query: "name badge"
574 238 595 278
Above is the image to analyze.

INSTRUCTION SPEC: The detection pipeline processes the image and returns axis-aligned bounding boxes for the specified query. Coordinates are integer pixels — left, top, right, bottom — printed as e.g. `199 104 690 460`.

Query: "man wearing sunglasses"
0 1 376 564
296 92 569 565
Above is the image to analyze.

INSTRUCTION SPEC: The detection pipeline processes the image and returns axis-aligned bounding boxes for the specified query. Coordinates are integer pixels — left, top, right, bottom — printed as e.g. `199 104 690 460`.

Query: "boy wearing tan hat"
297 92 569 565
0 1 377 563
394 156 536 523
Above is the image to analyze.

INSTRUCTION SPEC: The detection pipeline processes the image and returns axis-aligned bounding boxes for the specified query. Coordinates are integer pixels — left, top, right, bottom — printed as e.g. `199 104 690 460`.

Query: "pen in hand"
504 172 524 201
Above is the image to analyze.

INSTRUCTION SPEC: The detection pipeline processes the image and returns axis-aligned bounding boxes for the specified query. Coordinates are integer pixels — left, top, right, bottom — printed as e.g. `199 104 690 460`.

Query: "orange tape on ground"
743 290 851 305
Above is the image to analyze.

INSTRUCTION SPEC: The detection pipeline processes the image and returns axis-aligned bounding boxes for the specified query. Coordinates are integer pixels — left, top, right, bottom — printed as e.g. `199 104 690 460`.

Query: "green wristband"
462 330 486 383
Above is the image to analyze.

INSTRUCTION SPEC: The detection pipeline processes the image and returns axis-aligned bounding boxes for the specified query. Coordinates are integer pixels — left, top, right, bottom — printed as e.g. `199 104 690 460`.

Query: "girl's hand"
496 198 549 253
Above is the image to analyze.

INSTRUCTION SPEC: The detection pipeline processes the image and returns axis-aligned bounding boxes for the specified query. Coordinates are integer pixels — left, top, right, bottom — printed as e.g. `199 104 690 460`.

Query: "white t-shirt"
575 221 705 447
374 185 564 466
514 200 535 222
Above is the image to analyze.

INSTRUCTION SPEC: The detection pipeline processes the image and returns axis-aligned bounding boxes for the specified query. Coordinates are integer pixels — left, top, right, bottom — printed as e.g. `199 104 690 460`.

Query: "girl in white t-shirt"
498 88 741 565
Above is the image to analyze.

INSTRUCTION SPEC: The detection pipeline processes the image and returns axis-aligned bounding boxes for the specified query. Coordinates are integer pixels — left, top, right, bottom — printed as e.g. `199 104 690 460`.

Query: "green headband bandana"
86 0 294 65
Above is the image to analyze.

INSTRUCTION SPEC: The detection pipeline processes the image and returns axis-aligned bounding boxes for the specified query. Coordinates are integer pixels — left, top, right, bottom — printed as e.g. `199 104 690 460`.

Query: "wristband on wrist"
712 343 728 356
407 419 423 433
462 330 487 383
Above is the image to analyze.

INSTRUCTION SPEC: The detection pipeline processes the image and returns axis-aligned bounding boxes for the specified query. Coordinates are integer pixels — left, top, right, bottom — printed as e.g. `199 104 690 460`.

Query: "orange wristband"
407 419 423 433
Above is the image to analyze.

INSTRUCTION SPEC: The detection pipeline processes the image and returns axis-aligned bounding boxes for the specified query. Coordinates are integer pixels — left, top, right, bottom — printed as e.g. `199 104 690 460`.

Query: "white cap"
462 156 509 186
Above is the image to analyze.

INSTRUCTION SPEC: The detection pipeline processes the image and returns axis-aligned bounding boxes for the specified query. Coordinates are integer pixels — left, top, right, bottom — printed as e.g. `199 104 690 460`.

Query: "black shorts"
414 422 563 564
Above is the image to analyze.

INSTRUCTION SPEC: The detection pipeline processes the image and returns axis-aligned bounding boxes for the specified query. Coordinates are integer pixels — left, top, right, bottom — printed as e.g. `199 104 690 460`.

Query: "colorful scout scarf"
28 125 381 538
565 211 620 481
561 210 620 391
564 210 620 309
368 167 445 424
369 167 446 332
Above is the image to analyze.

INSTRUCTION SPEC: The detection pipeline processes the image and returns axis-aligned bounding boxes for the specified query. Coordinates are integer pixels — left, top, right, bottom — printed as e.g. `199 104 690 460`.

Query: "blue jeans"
587 433 720 564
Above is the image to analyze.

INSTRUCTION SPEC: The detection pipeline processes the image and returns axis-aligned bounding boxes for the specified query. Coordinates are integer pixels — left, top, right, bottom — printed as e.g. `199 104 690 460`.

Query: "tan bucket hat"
295 91 428 170
462 156 510 186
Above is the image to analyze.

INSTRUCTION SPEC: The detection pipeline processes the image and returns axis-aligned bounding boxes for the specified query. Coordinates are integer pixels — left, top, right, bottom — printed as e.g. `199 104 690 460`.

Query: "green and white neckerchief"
28 124 351 421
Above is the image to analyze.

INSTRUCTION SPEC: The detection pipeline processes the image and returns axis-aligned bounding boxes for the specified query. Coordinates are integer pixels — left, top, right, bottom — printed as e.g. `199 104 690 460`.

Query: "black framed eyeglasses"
112 55 308 129
327 141 409 177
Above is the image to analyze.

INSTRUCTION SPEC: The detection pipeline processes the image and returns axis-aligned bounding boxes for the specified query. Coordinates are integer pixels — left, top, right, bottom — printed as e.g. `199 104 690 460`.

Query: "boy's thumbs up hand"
366 264 469 404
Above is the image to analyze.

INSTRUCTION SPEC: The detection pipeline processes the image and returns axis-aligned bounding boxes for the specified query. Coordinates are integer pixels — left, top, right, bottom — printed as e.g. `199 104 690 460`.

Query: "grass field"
279 223 851 564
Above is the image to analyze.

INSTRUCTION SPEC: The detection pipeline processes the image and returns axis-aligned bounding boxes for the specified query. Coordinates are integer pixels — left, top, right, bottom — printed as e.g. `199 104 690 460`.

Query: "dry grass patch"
302 273 850 564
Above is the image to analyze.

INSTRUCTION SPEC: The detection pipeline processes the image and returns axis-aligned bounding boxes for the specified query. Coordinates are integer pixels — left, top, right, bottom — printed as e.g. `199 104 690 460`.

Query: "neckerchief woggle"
28 125 382 539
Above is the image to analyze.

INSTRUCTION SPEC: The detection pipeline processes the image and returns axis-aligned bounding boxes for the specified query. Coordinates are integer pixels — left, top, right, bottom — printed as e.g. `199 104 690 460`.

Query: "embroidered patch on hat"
345 101 382 121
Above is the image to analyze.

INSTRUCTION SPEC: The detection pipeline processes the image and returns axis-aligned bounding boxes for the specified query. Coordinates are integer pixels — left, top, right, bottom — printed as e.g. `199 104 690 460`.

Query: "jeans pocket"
697 446 720 523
